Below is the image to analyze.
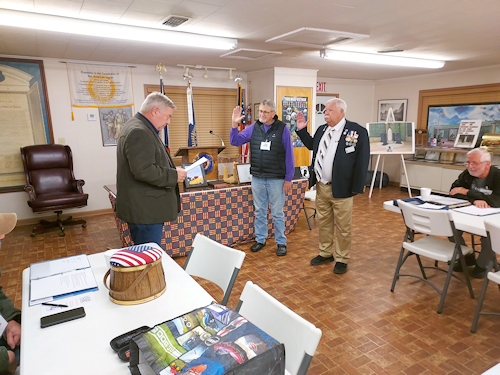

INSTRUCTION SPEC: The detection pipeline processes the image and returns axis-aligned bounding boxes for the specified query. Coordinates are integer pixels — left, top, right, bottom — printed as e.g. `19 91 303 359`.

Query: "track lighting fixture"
178 65 236 80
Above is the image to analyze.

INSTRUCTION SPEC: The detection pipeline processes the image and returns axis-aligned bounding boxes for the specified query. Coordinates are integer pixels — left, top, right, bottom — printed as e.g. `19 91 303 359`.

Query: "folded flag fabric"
110 244 163 267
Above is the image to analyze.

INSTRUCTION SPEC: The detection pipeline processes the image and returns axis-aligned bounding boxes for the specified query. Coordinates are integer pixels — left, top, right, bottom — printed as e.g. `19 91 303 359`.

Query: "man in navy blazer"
296 98 369 274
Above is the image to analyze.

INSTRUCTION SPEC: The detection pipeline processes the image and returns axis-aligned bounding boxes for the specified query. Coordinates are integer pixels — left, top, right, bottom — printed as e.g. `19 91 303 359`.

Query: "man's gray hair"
326 98 347 113
467 147 491 162
140 92 176 113
260 99 276 112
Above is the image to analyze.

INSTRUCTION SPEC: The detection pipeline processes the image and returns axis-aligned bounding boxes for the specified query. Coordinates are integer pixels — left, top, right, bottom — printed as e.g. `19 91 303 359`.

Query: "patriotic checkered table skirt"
108 179 307 258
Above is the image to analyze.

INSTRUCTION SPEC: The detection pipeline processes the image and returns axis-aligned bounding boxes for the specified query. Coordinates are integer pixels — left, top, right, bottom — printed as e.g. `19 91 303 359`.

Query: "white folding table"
383 196 500 237
20 252 215 375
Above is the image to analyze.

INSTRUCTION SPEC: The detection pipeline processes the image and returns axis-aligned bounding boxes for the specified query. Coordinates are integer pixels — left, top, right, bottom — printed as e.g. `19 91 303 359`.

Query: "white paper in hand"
184 157 208 172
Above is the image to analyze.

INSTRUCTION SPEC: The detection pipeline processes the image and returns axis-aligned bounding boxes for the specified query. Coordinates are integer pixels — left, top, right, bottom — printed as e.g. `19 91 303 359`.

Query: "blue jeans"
128 223 163 247
251 177 286 245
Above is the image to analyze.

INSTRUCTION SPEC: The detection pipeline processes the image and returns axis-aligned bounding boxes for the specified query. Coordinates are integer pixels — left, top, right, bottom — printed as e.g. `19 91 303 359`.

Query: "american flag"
238 83 249 163
110 244 163 267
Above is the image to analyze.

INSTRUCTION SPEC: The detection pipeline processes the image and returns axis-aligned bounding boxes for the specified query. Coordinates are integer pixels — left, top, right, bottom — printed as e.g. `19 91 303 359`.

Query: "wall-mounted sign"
316 82 326 92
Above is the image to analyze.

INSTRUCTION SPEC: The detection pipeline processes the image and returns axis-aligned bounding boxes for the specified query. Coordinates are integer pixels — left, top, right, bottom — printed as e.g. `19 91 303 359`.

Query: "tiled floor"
2 185 500 374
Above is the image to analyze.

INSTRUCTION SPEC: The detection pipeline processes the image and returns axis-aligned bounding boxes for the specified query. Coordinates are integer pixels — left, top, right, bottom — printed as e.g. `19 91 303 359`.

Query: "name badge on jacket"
260 141 271 151
345 146 355 154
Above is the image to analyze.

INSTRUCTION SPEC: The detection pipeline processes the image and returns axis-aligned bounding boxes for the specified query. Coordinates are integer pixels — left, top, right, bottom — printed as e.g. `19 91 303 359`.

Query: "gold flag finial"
155 63 167 76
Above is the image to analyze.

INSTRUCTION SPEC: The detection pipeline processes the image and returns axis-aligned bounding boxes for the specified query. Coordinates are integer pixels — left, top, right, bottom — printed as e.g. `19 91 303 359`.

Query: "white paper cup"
420 187 431 200
104 249 120 268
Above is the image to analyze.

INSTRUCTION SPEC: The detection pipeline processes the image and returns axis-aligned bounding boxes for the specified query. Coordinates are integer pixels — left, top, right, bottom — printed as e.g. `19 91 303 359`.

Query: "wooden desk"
20 252 214 375
105 179 307 258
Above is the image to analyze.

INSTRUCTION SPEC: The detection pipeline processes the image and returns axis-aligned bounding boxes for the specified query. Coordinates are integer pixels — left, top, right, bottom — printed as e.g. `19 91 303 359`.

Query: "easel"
368 108 412 198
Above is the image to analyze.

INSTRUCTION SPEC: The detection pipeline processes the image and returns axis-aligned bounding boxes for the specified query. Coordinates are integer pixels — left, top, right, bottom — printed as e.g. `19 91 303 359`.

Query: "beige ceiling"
0 0 499 80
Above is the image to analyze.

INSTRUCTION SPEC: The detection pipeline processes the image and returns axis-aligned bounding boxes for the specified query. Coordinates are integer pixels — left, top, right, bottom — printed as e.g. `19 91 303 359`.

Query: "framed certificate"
236 163 251 183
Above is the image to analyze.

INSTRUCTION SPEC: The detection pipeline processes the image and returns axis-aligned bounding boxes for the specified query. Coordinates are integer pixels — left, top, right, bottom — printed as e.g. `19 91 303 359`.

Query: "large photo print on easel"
366 122 415 154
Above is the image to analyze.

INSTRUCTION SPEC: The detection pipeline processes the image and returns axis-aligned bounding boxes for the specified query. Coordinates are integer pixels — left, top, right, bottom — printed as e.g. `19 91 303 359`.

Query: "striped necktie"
315 129 333 181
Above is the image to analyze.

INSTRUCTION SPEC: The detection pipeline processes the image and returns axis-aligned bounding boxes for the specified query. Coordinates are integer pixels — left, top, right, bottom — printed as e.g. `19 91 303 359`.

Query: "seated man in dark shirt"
449 148 500 278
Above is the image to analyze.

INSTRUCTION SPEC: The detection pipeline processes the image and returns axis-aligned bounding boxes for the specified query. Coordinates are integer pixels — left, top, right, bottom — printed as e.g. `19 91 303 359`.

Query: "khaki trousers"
316 181 353 264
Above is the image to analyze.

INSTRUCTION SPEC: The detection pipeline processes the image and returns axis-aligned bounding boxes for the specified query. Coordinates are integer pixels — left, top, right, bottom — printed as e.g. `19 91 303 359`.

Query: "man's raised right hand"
232 106 244 128
296 111 309 131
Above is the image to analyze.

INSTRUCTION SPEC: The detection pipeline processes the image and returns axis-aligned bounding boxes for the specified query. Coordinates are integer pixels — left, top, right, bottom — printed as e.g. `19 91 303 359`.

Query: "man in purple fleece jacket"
230 99 295 256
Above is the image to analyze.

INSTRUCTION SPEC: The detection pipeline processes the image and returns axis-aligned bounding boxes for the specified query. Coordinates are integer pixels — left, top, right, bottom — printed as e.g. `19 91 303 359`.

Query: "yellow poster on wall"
276 86 312 167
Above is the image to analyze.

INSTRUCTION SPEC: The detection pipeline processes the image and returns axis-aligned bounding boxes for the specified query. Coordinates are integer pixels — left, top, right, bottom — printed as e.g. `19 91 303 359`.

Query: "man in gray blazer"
116 92 187 246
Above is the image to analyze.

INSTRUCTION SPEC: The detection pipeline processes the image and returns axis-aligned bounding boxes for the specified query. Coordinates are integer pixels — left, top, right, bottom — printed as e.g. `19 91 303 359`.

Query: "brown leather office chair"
21 144 89 237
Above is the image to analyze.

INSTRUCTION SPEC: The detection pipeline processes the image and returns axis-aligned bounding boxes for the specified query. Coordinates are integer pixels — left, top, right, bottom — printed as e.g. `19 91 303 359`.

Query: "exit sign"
316 82 326 92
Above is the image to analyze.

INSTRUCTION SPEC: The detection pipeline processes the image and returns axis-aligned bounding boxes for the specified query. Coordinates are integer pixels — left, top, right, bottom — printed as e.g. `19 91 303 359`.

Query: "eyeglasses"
466 161 485 167
259 110 273 115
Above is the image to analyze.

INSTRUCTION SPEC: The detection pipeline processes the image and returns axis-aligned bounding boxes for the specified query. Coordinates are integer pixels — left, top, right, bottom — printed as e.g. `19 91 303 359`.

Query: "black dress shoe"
276 244 287 256
310 255 334 266
333 262 348 274
250 242 266 252
472 265 486 279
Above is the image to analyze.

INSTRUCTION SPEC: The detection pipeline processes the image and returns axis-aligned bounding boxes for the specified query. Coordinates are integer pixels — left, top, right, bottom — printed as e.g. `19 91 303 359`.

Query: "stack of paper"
453 205 500 216
30 254 98 306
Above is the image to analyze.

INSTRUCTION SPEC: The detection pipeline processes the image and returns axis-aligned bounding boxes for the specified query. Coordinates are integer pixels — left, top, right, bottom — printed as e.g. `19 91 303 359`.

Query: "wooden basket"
103 258 166 305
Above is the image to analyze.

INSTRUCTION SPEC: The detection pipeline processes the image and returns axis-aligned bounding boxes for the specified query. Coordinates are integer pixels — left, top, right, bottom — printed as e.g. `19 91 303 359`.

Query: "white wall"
0 56 247 220
247 68 274 108
374 64 500 183
316 77 375 131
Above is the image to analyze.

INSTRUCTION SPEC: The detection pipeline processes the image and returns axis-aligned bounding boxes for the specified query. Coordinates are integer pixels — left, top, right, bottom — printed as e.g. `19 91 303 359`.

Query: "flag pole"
155 63 168 149
236 77 248 163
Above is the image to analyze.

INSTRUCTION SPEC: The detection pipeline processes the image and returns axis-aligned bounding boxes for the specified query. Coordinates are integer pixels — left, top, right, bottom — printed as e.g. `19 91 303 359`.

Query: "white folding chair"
183 234 245 305
235 281 322 375
303 186 316 230
471 219 500 333
391 200 475 314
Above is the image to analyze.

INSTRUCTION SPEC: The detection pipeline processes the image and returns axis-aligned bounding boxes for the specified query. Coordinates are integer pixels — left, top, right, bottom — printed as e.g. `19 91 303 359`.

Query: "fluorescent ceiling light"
321 49 445 69
0 9 237 50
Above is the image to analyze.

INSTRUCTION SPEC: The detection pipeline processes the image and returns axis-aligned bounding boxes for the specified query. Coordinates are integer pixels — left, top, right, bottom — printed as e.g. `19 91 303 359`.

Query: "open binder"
29 254 98 306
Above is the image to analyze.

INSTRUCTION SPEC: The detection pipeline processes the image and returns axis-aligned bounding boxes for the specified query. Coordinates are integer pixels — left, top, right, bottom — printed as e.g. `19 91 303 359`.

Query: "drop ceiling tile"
169 0 221 17
127 0 176 14
190 0 230 5
78 8 123 21
0 0 35 11
34 0 83 17
119 10 167 26
81 0 131 13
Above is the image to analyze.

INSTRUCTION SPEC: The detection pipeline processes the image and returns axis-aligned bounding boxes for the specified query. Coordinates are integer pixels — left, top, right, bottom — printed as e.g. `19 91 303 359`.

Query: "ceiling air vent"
162 15 190 28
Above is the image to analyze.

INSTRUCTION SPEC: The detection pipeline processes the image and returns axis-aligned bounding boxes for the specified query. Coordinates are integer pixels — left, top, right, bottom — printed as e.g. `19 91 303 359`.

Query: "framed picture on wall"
378 99 408 122
99 106 133 146
0 57 54 193
254 103 259 121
